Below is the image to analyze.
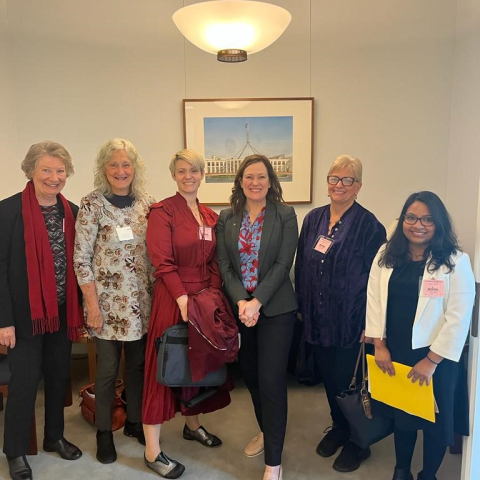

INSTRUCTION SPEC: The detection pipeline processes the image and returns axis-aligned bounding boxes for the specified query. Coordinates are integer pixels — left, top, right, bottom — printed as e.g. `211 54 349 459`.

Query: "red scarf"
22 181 83 340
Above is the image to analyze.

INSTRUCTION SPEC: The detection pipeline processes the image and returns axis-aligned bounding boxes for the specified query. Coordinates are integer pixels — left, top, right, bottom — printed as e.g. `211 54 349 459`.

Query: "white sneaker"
244 432 264 457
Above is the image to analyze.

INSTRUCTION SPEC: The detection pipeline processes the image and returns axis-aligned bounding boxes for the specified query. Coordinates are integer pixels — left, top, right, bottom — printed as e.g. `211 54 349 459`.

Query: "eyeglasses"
327 176 356 187
402 214 435 227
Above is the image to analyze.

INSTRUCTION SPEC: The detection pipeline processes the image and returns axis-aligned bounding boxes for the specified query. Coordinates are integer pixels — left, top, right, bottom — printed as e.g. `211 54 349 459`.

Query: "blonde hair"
21 141 74 179
94 138 147 198
169 149 205 175
328 155 363 183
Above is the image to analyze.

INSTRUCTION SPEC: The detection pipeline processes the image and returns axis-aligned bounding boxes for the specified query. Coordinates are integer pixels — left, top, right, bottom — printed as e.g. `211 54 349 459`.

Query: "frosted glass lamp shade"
173 1 291 62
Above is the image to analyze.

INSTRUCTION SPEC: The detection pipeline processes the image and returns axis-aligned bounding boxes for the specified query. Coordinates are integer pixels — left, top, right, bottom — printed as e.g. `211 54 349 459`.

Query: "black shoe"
333 441 371 472
183 425 222 448
43 437 82 460
124 420 146 446
7 455 32 480
392 467 414 480
96 430 117 464
316 425 349 457
144 452 185 479
417 471 437 480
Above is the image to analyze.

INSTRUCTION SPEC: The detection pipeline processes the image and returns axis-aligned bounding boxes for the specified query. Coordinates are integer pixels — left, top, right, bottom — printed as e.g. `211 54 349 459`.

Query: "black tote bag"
336 342 394 449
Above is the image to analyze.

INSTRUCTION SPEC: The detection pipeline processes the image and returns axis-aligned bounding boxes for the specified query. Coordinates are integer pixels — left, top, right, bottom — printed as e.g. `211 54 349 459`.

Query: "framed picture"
183 97 314 205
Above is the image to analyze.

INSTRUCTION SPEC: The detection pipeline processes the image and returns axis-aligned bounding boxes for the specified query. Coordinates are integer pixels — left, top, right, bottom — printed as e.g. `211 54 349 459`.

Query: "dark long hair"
379 191 458 272
230 155 284 215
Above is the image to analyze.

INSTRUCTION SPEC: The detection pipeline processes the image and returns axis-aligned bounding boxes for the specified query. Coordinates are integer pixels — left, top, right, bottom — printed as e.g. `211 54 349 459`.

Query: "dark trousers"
3 303 72 457
238 311 295 466
95 335 146 431
312 343 363 431
394 428 447 479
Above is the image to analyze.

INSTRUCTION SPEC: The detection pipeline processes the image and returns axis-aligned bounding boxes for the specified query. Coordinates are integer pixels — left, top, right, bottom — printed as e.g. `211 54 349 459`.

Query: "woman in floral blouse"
74 138 155 465
217 154 298 480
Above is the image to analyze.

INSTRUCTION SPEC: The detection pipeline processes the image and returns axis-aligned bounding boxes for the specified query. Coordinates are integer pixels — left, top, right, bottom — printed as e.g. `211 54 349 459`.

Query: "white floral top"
74 190 156 341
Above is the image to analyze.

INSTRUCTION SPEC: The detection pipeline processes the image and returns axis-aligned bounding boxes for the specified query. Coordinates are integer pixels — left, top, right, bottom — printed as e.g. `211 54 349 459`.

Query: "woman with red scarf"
0 142 83 480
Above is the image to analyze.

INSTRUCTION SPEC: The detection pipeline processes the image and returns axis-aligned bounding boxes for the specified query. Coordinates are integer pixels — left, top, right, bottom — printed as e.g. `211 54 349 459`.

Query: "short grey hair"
327 154 363 183
21 141 74 179
169 149 205 176
93 138 147 198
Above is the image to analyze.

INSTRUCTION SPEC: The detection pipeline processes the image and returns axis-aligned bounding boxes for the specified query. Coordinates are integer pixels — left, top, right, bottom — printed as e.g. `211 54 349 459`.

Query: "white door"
461 179 480 479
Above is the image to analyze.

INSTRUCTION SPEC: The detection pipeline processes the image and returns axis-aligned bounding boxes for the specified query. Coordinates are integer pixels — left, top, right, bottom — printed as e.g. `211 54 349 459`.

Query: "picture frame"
183 97 314 205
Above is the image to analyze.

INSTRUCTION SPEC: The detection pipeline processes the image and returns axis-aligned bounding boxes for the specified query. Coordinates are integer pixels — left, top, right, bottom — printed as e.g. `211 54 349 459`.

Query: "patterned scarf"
22 181 82 340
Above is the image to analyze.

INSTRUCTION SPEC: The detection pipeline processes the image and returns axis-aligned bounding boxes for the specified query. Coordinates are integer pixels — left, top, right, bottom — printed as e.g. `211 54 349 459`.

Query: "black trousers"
312 343 363 431
238 311 295 466
3 303 72 458
95 335 146 431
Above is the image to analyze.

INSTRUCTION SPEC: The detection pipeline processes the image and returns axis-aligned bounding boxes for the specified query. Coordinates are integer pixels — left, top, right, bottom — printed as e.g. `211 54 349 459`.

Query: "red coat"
187 288 239 382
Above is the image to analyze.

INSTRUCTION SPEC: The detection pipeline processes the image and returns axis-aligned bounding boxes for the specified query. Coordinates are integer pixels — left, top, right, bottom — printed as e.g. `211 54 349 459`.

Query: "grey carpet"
0 355 461 479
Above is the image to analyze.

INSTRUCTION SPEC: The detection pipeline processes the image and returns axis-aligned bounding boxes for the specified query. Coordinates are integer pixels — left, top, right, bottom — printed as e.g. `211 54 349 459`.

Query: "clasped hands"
374 345 437 387
237 298 262 328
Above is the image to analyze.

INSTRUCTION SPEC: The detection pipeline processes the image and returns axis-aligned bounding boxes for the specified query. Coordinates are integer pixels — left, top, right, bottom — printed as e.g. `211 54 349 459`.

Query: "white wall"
447 0 480 257
0 0 470 247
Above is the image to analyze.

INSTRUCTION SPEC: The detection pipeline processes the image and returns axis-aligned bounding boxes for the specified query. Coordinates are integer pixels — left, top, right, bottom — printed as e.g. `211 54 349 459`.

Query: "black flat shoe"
7 455 32 480
124 420 146 446
392 467 414 480
144 452 185 479
183 424 222 448
43 437 82 460
417 472 437 480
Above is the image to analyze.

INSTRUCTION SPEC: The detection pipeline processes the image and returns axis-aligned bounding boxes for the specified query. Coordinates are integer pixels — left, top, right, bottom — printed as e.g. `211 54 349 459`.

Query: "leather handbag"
79 379 126 431
156 323 227 388
336 342 394 449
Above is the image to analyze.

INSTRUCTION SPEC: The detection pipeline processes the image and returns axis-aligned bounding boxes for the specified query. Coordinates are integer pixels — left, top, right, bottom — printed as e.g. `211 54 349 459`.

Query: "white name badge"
422 279 445 298
313 235 334 254
199 226 213 241
116 226 134 241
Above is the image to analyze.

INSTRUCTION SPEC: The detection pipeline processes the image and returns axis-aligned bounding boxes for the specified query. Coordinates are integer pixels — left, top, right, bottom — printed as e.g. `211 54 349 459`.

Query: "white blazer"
365 247 475 362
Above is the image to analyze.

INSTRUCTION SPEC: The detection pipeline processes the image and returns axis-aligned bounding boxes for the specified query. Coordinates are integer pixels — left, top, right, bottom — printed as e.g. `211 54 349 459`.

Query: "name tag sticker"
116 226 134 241
199 226 213 241
422 279 445 298
313 235 334 254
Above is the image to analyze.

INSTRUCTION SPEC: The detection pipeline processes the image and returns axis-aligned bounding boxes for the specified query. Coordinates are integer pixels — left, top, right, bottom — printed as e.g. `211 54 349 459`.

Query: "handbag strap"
359 342 373 419
349 342 365 389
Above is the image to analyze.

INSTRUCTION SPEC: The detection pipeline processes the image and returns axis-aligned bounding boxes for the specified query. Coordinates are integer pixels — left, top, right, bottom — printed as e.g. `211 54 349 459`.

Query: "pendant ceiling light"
172 1 292 63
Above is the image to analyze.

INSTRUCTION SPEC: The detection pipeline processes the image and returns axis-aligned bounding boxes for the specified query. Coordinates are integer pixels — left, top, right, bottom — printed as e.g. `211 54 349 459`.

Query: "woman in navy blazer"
217 154 298 480
366 191 475 480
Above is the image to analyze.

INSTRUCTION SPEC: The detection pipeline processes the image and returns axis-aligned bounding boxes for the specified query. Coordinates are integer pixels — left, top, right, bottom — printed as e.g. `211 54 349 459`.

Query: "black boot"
124 420 146 446
96 430 117 464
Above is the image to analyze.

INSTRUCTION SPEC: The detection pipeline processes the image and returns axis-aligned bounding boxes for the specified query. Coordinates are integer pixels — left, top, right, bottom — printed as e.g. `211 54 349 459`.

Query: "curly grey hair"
93 138 147 198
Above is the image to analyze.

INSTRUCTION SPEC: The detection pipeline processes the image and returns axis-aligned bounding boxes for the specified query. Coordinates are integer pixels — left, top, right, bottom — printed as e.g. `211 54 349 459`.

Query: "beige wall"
447 0 480 257
1 0 477 252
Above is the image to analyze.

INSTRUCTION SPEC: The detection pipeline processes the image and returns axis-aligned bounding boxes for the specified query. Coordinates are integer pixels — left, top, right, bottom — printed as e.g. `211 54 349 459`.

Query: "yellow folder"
366 354 435 422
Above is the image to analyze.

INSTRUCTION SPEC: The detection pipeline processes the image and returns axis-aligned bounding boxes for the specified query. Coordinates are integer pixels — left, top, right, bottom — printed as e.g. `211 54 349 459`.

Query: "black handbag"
336 342 394 449
156 323 227 388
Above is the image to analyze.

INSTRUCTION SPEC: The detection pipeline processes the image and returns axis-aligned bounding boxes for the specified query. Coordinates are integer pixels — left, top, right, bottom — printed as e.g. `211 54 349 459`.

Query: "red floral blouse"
238 208 266 293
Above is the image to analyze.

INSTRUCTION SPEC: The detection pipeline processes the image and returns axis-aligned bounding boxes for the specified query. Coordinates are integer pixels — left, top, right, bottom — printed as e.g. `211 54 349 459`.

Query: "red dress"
142 193 232 424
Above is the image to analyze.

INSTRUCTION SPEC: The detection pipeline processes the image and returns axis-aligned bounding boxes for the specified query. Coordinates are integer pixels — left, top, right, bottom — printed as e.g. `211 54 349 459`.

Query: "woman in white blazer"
365 191 475 480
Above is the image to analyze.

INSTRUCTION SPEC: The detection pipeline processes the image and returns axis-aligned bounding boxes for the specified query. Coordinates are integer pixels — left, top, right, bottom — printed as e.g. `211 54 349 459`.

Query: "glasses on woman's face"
403 214 435 227
327 176 356 187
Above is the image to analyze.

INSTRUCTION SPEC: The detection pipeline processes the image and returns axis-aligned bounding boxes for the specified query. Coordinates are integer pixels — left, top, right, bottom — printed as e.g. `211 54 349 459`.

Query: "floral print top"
74 190 156 341
238 208 266 293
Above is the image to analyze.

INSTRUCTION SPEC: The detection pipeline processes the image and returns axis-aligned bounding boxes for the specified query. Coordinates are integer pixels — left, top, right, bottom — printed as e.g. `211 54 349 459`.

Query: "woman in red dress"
142 149 233 479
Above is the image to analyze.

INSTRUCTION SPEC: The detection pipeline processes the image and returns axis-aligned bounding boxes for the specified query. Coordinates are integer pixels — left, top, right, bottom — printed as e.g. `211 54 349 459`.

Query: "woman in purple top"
217 154 298 480
295 155 386 473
